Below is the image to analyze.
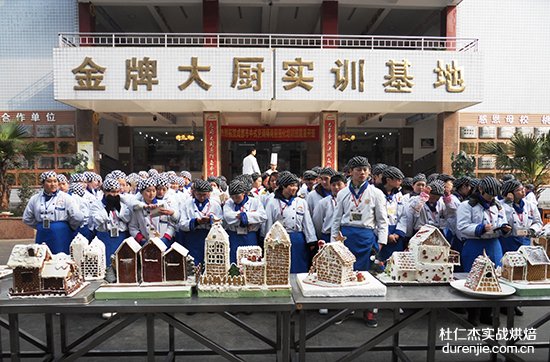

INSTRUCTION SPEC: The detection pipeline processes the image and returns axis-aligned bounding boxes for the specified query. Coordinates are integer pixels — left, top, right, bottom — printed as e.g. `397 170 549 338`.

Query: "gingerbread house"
140 237 167 283
203 222 231 279
241 257 266 285
264 221 291 286
163 242 194 282
8 244 52 295
70 235 106 280
385 225 459 283
41 253 83 295
115 237 142 284
532 237 550 259
500 252 527 282
464 251 502 292
236 246 263 268
518 245 550 281
311 241 356 285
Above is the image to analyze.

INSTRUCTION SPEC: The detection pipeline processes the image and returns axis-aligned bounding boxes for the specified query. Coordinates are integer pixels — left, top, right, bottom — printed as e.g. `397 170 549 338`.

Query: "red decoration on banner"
221 126 318 142
322 113 338 169
204 115 219 177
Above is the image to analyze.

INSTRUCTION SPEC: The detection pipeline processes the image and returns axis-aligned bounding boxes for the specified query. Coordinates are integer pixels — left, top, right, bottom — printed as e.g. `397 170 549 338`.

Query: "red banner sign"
221 126 319 141
204 113 220 177
321 112 338 169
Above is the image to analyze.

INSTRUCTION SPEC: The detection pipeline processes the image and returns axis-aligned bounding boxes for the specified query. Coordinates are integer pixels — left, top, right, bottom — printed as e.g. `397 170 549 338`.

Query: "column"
441 5 456 50
75 110 99 172
203 112 221 177
78 2 95 33
437 112 459 175
320 111 338 169
321 1 338 47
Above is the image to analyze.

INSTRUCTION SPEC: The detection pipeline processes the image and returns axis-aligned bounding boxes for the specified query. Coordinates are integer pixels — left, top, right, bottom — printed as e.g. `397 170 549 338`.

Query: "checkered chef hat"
83 171 94 182
302 170 318 180
70 173 86 183
318 167 336 177
40 171 57 183
180 171 192 181
138 178 157 192
371 163 388 176
470 178 480 190
501 174 515 182
412 173 427 185
347 156 370 170
438 174 456 183
165 170 176 176
501 179 522 197
382 166 405 180
155 174 170 188
103 178 121 192
207 176 221 187
401 177 413 189
69 182 85 197
429 180 445 196
278 172 300 187
480 176 501 197
229 179 248 195
92 173 102 182
110 170 127 179
56 174 68 184
427 173 440 184
138 171 149 179
233 174 253 192
193 179 213 193
176 177 186 187
453 176 471 190
148 168 159 177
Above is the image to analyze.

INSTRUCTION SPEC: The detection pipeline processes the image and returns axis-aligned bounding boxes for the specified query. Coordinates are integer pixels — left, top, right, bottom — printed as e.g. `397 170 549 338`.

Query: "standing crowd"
23 156 543 327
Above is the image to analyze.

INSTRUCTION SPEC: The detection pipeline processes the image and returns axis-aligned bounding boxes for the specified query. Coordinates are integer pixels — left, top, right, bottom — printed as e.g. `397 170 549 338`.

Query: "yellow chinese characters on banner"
221 126 318 141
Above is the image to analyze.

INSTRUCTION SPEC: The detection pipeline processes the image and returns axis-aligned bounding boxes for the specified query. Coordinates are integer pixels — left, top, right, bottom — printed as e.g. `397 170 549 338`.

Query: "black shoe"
514 307 524 316
479 310 495 325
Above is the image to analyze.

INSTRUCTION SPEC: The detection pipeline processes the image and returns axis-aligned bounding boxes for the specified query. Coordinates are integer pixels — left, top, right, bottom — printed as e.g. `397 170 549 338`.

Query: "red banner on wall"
203 112 220 177
321 112 338 169
221 126 319 141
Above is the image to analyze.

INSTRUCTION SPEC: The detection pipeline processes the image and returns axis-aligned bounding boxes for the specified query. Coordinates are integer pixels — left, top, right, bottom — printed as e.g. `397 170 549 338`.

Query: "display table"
291 275 550 362
0 277 293 362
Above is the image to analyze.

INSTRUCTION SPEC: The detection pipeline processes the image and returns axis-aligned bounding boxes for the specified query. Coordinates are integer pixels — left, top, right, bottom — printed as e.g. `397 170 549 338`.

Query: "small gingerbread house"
264 221 291 286
501 251 527 282
115 237 142 284
312 241 356 285
518 245 550 281
140 237 167 283
82 238 107 280
464 251 502 292
236 246 263 268
41 253 83 295
8 244 52 295
408 225 452 264
532 237 550 259
241 257 266 285
204 222 230 278
163 242 194 282
386 252 417 282
70 233 88 268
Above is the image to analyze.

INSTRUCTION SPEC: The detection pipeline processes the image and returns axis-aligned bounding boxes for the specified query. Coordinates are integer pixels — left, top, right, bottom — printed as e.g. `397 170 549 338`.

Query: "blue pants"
228 230 258 264
378 225 404 262
182 229 210 266
36 221 73 254
289 232 311 273
341 226 377 271
320 233 331 243
96 230 130 267
462 238 503 272
500 236 530 254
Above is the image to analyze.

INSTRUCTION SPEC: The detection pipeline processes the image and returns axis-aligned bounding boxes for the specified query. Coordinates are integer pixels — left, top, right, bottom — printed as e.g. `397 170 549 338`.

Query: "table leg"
59 313 67 354
282 312 290 362
8 314 20 362
45 313 54 358
392 308 399 362
299 310 306 362
147 313 155 362
491 307 499 362
427 309 437 362
168 321 175 362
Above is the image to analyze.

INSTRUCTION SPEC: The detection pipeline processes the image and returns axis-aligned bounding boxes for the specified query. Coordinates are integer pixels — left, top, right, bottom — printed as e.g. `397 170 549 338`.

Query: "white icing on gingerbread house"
237 245 263 268
464 251 501 292
264 221 291 286
386 252 416 282
204 222 230 278
518 245 550 281
311 241 356 285
501 251 527 282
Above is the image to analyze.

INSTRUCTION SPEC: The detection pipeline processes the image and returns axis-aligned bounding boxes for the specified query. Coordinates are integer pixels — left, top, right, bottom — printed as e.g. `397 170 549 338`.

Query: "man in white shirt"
242 148 261 175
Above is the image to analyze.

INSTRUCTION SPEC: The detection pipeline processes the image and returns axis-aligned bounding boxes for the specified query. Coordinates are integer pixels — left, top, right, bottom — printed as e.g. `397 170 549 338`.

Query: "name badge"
110 227 119 238
43 218 50 229
351 212 362 221
237 226 248 235
517 228 529 236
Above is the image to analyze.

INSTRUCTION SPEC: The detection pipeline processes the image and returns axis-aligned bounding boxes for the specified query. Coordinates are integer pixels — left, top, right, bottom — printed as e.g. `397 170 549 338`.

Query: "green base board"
499 279 550 297
197 287 291 298
95 285 192 300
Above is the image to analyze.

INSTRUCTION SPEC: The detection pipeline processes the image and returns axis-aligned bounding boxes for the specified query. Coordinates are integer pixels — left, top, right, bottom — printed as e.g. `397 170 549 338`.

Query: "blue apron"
96 230 130 267
77 226 95 241
183 229 210 266
378 225 405 262
341 226 377 271
227 230 258 264
500 236 530 254
320 233 331 243
36 221 73 254
462 238 503 272
289 232 310 273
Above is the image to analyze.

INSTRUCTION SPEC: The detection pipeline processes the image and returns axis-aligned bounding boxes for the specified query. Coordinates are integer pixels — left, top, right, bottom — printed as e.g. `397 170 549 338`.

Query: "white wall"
412 116 437 160
99 119 119 160
457 0 550 113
